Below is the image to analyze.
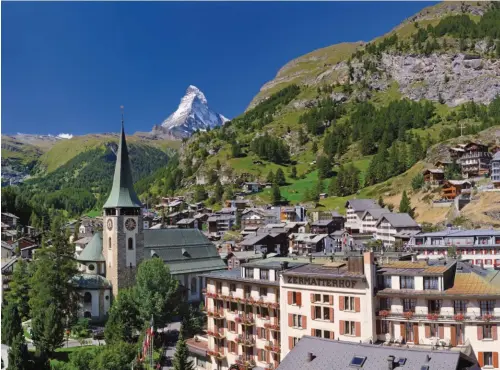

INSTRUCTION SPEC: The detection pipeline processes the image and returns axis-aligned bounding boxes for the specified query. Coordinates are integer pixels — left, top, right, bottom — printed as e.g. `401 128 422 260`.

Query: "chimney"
281 261 289 270
348 255 364 274
387 356 395 370
307 352 314 362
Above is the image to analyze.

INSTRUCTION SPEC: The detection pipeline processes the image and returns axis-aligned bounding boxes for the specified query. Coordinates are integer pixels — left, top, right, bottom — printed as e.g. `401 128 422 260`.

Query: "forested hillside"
138 1 500 214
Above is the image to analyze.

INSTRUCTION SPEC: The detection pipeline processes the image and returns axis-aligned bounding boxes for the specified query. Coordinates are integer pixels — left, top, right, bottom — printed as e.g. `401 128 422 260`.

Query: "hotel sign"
286 276 358 288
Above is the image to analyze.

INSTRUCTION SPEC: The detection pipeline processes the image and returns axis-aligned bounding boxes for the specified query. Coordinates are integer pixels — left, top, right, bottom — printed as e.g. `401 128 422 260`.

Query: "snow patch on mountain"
57 133 73 139
152 85 229 139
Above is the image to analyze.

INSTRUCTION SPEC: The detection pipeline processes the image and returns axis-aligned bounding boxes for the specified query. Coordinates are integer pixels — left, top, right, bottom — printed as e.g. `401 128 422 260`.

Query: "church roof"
77 232 105 262
144 228 226 275
103 120 142 209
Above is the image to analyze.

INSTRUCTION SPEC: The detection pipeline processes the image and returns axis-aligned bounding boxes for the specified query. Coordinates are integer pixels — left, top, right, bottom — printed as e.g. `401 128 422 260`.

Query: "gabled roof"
1 213 19 219
311 220 334 226
345 199 380 212
289 233 330 243
360 208 390 222
176 218 196 225
375 213 419 229
103 121 142 209
240 233 273 247
143 229 226 275
1 241 14 252
77 232 105 262
493 151 500 161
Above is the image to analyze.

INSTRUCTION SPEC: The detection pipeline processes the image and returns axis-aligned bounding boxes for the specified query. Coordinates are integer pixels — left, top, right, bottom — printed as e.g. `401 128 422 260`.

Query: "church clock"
125 218 137 231
107 219 113 231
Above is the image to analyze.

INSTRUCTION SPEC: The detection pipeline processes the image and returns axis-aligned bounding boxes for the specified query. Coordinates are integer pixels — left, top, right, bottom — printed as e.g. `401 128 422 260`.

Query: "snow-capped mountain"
152 85 229 139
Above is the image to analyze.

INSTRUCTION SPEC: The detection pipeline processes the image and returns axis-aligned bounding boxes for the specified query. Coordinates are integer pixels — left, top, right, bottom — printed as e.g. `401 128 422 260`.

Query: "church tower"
103 109 144 297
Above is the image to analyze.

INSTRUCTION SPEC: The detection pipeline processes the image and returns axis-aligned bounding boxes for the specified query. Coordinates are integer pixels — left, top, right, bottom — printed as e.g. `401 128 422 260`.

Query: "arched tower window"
190 277 197 294
108 237 111 250
128 238 134 250
83 292 92 303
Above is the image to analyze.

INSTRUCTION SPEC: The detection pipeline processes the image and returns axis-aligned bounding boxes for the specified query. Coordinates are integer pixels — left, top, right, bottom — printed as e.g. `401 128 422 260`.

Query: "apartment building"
491 152 500 188
360 208 390 235
279 253 377 358
201 259 305 370
458 142 491 178
241 208 279 230
345 199 381 234
207 215 236 236
375 260 500 369
409 229 500 269
375 213 421 247
287 233 334 255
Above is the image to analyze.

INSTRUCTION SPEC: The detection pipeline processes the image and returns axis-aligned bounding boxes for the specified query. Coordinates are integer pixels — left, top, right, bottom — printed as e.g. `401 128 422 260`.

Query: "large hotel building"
201 253 500 370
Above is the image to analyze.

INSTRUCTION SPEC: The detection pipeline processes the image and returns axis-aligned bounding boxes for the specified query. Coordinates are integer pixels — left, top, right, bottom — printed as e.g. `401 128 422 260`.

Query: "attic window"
182 248 190 257
349 356 366 368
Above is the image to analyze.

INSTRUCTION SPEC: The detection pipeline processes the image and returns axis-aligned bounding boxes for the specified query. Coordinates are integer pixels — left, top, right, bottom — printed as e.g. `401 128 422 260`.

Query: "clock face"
107 219 113 231
125 218 136 231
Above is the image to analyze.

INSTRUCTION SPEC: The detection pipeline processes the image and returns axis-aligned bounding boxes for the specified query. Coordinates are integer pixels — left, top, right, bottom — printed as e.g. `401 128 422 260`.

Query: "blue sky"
2 1 435 136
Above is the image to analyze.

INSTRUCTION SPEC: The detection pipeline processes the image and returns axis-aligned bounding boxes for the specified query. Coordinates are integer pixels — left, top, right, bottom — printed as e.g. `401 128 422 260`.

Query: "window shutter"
296 292 302 306
493 325 498 340
339 296 345 311
311 328 315 336
376 320 381 335
339 320 345 335
329 295 334 305
330 308 334 323
413 323 419 345
400 323 406 340
450 325 457 347
425 324 430 338
478 352 484 368
302 316 307 330
438 324 444 339
257 328 261 339
330 331 335 340
288 291 293 305
477 325 483 340
493 352 499 369
310 293 315 303
355 297 361 313
311 306 315 320
289 336 294 350
355 322 361 337
288 313 293 327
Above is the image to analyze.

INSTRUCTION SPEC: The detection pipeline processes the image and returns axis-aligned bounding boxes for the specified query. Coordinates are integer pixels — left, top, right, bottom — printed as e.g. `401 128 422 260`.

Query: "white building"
360 208 390 235
491 152 500 188
345 199 381 234
279 253 377 357
375 213 421 247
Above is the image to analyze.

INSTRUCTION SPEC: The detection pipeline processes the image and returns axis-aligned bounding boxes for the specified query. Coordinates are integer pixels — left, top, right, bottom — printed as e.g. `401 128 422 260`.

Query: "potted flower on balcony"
482 313 494 322
235 335 244 344
379 310 390 318
235 316 242 323
453 313 465 322
427 313 440 321
403 311 414 320
207 330 214 336
264 323 272 329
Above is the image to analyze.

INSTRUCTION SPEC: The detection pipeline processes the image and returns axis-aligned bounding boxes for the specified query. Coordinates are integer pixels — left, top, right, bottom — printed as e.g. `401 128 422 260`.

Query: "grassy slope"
38 134 179 173
1 136 45 164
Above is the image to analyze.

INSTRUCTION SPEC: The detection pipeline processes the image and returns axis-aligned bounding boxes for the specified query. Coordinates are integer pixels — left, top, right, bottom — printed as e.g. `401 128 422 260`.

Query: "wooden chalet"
441 180 472 200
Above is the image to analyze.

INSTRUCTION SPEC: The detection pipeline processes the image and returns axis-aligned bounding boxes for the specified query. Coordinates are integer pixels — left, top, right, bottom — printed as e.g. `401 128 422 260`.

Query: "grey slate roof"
277 337 476 370
345 199 380 212
144 229 226 275
376 213 419 228
240 234 272 247
103 122 142 209
77 232 105 262
493 151 500 161
361 208 390 221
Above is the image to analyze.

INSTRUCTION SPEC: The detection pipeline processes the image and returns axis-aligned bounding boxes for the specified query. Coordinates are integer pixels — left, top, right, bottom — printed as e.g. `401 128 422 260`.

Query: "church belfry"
103 107 144 297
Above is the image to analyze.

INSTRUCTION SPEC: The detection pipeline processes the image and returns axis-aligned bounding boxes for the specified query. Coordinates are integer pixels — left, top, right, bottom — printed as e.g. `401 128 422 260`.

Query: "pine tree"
105 288 141 344
275 168 286 185
399 190 414 217
1 302 23 346
271 183 281 205
312 141 318 153
173 328 194 370
378 196 385 208
290 166 297 179
214 181 224 202
266 170 275 184
6 258 30 321
7 332 28 370
31 303 64 357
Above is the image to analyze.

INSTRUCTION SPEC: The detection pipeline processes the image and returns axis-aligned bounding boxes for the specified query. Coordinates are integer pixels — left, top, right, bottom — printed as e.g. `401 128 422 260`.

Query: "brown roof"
379 261 428 269
446 273 500 296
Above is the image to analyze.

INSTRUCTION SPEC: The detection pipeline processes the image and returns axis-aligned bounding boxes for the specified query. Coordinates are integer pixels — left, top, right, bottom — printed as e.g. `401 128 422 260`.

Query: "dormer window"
424 276 439 290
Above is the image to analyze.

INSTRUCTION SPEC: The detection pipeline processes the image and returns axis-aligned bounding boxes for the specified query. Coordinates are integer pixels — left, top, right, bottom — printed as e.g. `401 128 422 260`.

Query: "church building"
74 115 226 319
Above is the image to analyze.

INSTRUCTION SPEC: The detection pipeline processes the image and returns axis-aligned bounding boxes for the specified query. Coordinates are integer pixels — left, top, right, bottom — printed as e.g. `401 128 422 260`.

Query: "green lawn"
86 210 101 218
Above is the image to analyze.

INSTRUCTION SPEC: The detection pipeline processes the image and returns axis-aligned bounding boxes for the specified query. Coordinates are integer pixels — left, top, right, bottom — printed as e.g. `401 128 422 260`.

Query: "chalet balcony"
235 355 256 369
236 335 255 347
236 314 254 326
207 349 226 360
264 341 281 354
264 322 280 331
377 310 500 322
207 328 226 339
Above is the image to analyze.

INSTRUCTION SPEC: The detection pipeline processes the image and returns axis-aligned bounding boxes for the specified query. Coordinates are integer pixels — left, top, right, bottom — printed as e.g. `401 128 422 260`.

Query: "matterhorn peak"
152 85 228 139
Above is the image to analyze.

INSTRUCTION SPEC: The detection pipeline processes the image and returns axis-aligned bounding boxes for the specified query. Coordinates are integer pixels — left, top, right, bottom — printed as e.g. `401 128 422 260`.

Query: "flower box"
453 313 465 322
403 311 414 320
482 314 494 322
427 313 440 321
379 310 390 317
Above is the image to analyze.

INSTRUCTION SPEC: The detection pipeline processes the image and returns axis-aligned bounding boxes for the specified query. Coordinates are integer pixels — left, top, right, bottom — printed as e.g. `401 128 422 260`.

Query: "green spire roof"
77 232 105 262
103 119 142 209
